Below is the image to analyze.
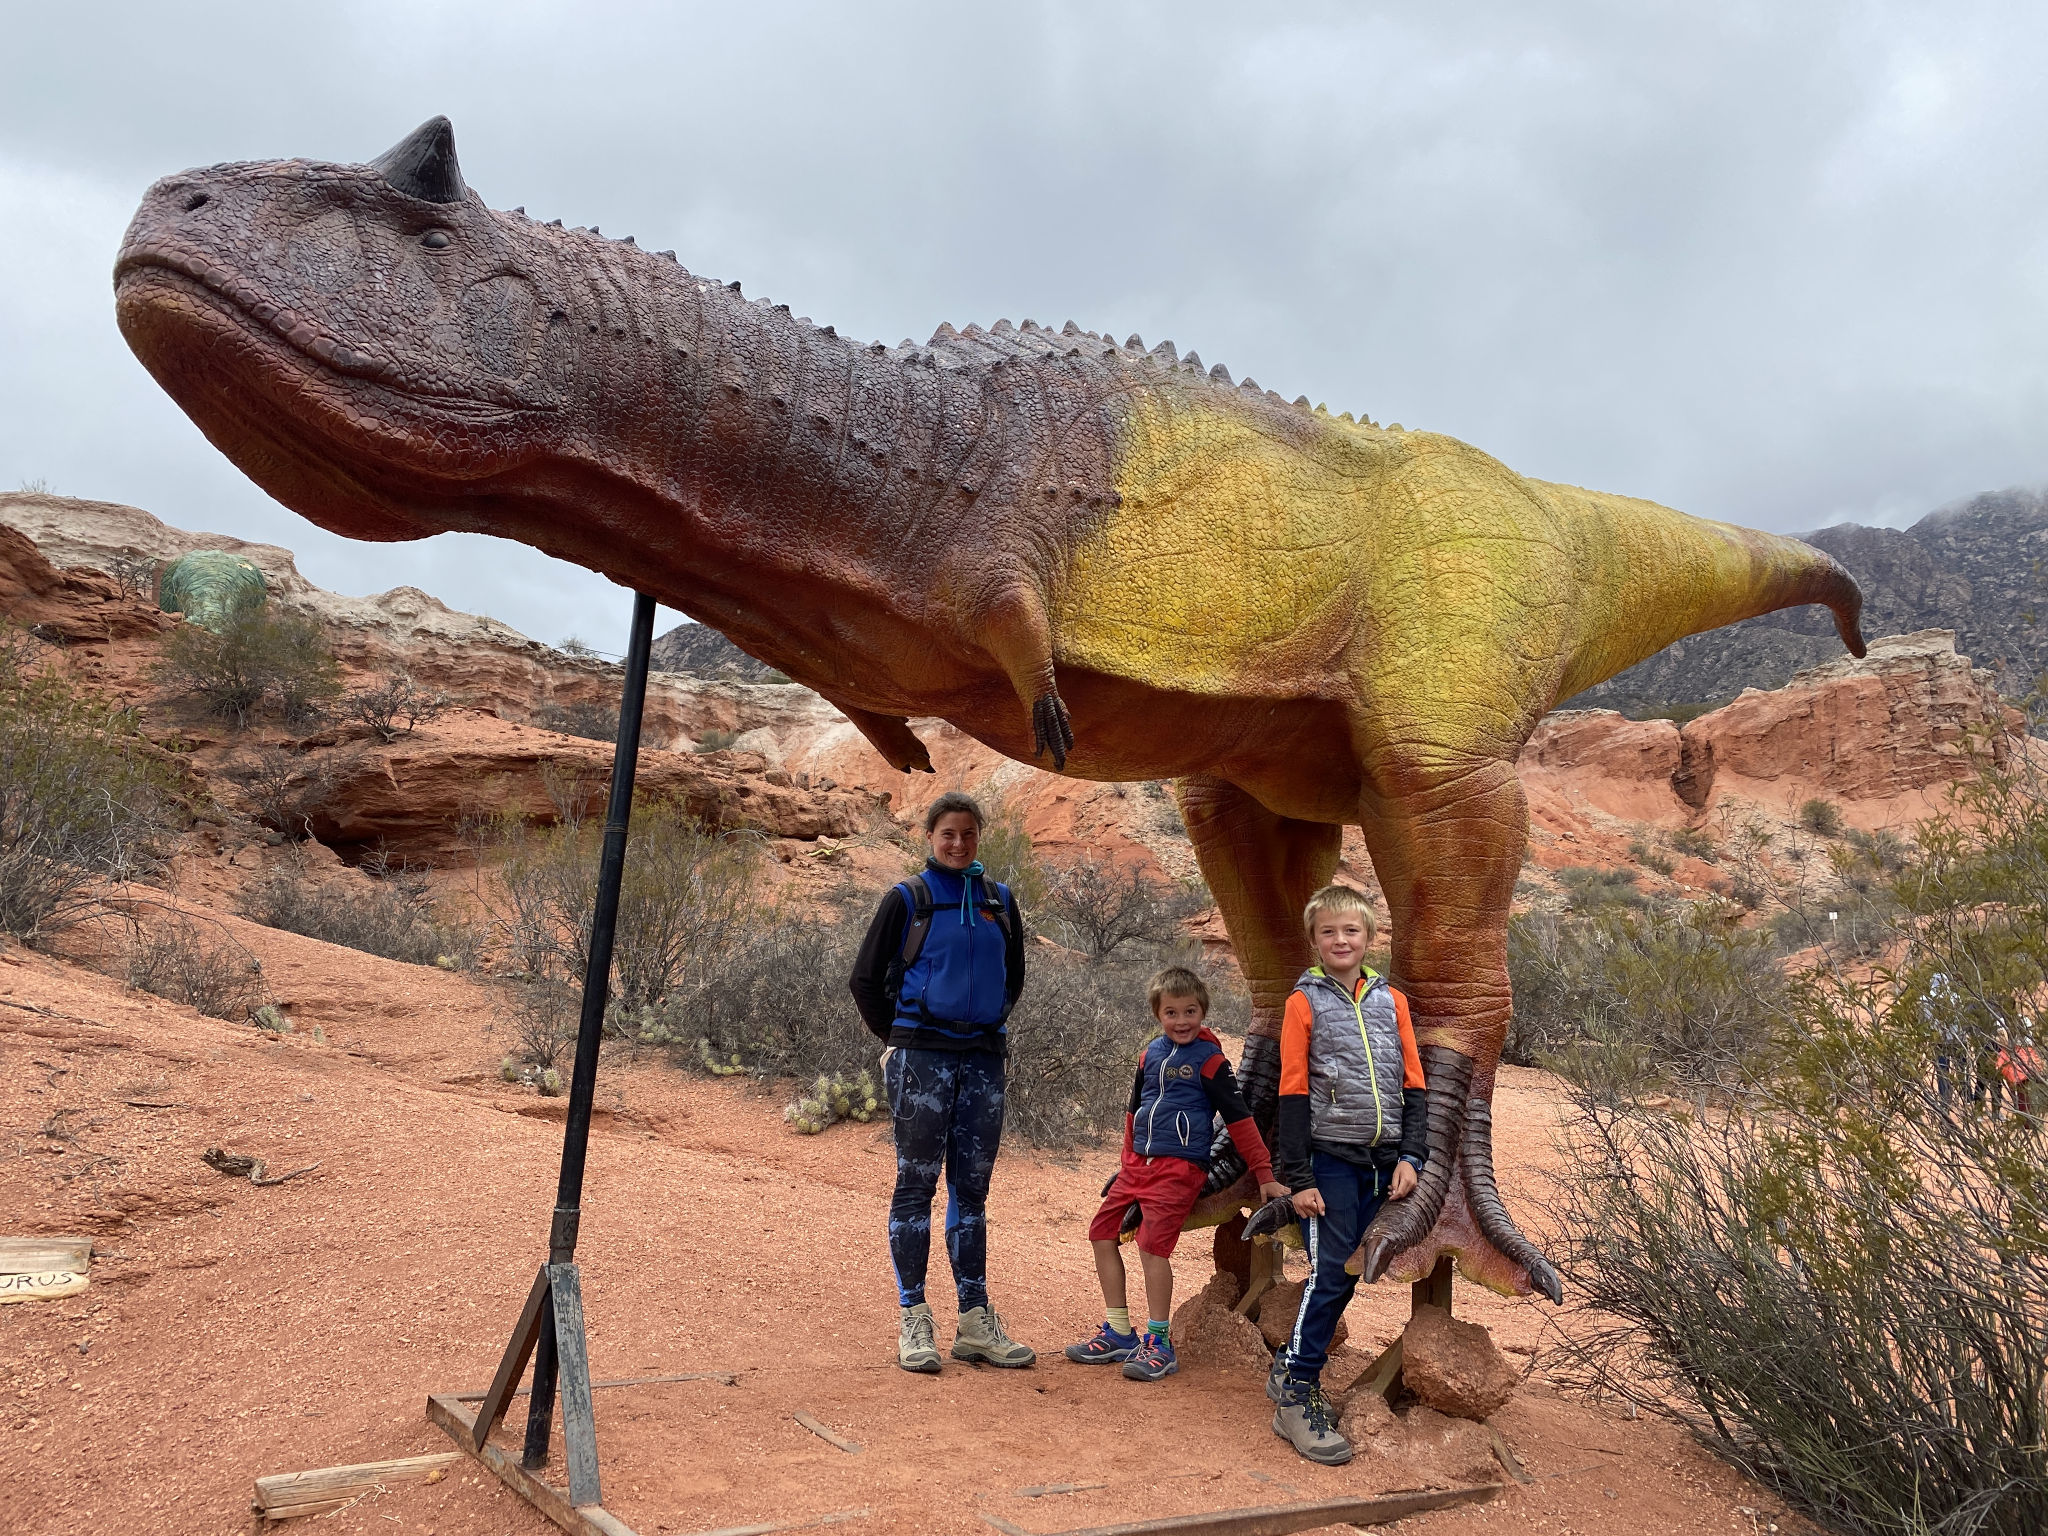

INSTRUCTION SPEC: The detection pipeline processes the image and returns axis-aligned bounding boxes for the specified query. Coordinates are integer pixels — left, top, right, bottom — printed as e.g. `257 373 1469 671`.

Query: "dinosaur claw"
1461 1094 1566 1304
1031 693 1073 771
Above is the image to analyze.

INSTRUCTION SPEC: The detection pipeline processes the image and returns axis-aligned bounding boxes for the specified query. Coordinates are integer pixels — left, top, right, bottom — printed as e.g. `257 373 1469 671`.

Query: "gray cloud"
3 2 2045 652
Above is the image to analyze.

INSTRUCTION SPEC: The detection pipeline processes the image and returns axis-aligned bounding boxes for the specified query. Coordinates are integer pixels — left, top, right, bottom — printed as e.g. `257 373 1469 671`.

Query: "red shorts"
1088 1153 1209 1257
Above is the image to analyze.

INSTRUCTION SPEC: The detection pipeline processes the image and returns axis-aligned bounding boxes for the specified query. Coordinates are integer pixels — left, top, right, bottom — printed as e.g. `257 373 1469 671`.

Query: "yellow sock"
1106 1306 1132 1335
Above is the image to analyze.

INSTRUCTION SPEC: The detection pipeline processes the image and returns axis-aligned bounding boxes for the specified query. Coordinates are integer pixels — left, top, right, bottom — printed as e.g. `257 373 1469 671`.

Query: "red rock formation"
0 523 169 642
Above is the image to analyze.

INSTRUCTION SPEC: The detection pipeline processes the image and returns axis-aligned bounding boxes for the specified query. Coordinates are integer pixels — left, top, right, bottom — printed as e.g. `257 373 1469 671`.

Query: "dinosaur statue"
156 549 268 632
113 119 1865 1302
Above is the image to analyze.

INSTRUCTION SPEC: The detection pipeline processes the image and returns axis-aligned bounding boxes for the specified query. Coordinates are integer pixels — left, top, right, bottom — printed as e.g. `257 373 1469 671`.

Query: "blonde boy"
1268 885 1426 1465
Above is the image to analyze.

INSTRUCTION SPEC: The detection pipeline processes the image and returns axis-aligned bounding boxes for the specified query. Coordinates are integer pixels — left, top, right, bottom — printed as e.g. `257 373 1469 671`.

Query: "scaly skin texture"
113 121 1867 1301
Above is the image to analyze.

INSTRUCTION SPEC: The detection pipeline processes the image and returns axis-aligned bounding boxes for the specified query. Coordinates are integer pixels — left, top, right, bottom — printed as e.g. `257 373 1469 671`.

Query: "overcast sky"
4 2 2045 655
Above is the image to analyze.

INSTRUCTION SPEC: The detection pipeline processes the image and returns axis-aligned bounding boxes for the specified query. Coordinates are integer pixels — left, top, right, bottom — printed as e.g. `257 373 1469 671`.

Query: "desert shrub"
510 981 578 1070
1504 900 1787 1089
1555 864 1646 914
156 598 340 727
238 859 475 968
492 799 762 1023
1554 751 2048 1536
558 636 596 659
1669 825 1720 863
227 743 348 842
1628 839 1676 876
1002 953 1156 1144
126 913 266 1021
534 697 619 742
345 671 449 742
1797 797 1844 837
694 728 741 753
0 628 178 941
1039 851 1201 959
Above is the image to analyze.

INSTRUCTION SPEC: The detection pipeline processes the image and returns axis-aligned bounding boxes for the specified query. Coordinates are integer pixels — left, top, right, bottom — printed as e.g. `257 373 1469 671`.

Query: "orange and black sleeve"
1276 990 1316 1191
1392 989 1429 1169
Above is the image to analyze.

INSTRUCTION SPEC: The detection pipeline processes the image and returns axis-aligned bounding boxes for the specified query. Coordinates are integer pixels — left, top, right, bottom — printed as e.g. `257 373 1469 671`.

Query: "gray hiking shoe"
897 1302 941 1374
952 1305 1036 1368
1273 1380 1352 1465
1266 1346 1290 1402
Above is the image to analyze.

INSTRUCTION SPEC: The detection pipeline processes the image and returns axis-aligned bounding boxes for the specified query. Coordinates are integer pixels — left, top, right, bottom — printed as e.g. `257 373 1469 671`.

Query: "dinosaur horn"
369 117 467 204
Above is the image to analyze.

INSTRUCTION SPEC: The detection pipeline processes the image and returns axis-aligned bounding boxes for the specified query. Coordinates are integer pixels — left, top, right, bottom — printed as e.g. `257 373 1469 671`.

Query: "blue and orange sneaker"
1063 1322 1140 1364
1122 1331 1178 1381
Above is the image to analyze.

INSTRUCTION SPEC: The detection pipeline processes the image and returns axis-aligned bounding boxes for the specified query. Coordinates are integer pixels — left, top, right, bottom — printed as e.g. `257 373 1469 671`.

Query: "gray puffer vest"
1299 966 1407 1150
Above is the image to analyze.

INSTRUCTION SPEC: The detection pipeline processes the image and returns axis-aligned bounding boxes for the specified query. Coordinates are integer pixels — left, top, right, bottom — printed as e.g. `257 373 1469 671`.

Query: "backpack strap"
897 874 936 968
981 877 1014 941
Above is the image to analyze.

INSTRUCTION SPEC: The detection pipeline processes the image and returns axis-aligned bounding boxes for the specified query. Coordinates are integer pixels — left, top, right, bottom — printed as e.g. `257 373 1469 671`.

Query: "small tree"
1797 797 1844 838
345 671 448 742
0 628 177 941
228 744 347 843
1040 851 1191 959
156 597 340 727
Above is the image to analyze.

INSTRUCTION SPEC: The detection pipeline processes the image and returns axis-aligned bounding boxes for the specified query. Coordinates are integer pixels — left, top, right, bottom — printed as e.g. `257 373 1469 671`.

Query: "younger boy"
1065 966 1291 1381
1270 885 1428 1465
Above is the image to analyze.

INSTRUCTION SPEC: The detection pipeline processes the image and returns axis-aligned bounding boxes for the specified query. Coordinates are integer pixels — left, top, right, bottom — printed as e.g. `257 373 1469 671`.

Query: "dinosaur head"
115 118 577 544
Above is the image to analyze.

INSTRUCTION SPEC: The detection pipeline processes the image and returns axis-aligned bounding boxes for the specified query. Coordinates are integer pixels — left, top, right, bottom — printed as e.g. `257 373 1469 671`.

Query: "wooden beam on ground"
428 1392 638 1536
0 1236 93 1274
988 1483 1497 1536
1356 1335 1404 1404
252 1451 460 1521
451 1370 737 1403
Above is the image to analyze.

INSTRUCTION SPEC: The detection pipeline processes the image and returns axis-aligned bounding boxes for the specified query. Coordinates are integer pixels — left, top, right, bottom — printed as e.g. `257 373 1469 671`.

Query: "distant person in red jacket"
1064 966 1290 1382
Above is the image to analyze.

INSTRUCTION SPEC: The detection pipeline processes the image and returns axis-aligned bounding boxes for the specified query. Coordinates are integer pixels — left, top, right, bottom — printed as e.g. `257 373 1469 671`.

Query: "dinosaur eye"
420 229 452 251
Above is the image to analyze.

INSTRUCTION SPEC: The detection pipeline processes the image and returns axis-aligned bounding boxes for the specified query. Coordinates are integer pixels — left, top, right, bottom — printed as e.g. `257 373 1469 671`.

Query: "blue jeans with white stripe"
1286 1149 1393 1385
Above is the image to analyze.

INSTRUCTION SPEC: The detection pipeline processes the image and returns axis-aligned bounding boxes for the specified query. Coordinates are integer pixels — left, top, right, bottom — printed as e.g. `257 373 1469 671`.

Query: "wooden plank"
253 1452 460 1519
1356 1335 1403 1404
794 1410 862 1454
475 1266 551 1451
428 1393 638 1536
0 1236 92 1274
0 1270 87 1305
451 1370 737 1403
549 1263 602 1508
1412 1255 1453 1315
1011 1484 1498 1536
690 1512 871 1536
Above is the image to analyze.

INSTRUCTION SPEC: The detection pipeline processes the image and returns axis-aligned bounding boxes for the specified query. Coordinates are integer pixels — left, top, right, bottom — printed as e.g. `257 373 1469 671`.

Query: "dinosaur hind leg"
1172 777 1340 1213
1356 756 1562 1303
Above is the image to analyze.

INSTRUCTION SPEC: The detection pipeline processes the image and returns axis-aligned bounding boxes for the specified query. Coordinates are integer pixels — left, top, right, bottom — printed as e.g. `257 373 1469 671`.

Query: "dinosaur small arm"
113 119 1866 1301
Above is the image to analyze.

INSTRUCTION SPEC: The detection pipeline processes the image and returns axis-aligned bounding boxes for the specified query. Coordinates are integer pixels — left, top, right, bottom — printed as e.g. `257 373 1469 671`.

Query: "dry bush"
228 743 349 842
239 856 475 968
534 696 619 742
345 671 448 742
1554 744 2048 1536
156 598 340 727
0 627 178 942
126 913 266 1022
510 981 578 1070
1001 953 1156 1145
1039 851 1204 960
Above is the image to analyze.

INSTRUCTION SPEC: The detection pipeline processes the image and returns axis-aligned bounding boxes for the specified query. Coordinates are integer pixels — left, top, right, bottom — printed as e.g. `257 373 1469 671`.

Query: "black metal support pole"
547 589 658 1262
516 589 657 1494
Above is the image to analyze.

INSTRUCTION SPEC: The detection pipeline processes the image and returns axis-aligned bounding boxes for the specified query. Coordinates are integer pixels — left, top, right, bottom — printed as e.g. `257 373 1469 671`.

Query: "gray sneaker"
897 1302 941 1374
1273 1381 1352 1465
952 1305 1036 1368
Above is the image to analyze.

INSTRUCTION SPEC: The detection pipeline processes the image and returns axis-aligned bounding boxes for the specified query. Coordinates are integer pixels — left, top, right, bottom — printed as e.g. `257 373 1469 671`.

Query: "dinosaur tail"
1535 478 1867 705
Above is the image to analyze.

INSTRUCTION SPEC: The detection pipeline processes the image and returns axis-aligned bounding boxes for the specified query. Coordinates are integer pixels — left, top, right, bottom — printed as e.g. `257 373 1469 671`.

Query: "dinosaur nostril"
183 192 210 212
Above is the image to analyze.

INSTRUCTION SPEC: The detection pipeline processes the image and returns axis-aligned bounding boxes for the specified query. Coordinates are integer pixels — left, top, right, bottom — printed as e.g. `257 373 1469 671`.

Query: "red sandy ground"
2 920 1807 1536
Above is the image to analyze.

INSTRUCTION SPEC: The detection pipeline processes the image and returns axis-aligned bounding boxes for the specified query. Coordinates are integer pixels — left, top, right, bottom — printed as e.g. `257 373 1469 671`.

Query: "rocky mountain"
649 620 781 681
1570 486 2048 716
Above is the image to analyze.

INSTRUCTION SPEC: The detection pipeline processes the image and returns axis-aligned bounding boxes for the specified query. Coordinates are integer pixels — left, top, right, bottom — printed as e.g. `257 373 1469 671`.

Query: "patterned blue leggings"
885 1047 1006 1310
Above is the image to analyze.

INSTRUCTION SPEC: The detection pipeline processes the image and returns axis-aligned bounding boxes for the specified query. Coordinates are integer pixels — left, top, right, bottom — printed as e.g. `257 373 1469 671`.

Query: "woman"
850 791 1034 1374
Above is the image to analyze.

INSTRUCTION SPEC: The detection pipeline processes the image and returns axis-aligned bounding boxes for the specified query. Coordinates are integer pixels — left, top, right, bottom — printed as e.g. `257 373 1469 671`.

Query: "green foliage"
694 728 742 753
1555 750 2048 1535
1669 825 1720 863
156 596 340 727
1798 797 1844 837
0 628 178 941
1505 900 1788 1090
1628 839 1676 876
1555 864 1646 913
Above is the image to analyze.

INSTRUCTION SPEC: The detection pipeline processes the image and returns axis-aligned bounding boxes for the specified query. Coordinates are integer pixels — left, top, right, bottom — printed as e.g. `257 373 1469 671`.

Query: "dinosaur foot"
1359 1046 1563 1302
1031 691 1073 771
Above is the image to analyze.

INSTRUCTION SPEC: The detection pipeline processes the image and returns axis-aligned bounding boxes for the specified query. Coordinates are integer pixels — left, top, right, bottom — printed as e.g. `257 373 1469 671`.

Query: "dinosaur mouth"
113 243 528 426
